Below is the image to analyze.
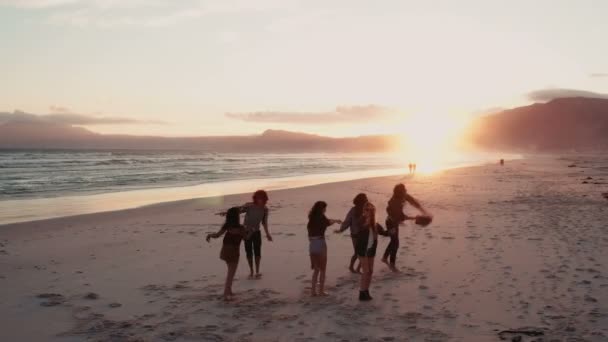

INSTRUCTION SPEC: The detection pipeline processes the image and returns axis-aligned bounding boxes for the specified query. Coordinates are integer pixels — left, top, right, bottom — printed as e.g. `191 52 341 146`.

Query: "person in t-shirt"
217 190 272 279
307 201 341 297
355 201 379 301
335 193 369 273
206 207 247 301
240 190 272 279
381 183 429 272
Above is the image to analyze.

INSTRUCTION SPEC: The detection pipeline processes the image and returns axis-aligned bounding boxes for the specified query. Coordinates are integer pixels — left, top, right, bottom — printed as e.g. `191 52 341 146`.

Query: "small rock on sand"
37 293 65 307
84 292 99 300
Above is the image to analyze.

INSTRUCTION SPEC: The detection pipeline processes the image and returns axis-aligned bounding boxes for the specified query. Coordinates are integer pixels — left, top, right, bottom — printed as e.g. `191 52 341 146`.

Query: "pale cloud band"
590 73 608 78
0 110 165 125
0 0 294 27
528 88 608 102
225 105 396 124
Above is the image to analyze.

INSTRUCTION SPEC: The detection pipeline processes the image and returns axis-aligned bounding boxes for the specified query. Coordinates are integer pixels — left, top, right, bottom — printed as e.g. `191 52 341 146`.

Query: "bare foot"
389 265 399 273
311 292 318 297
381 258 389 266
223 294 234 302
255 273 262 279
319 291 329 296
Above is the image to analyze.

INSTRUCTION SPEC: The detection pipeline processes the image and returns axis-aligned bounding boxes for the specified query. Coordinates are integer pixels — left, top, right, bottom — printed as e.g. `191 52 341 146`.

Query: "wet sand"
0 155 607 341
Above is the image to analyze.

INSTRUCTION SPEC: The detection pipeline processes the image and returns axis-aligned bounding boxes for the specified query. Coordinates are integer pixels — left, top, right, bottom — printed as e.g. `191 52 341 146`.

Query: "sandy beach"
1 156 607 342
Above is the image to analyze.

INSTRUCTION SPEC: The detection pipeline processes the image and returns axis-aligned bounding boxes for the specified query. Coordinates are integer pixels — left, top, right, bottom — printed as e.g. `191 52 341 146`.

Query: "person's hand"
266 234 273 242
216 211 227 217
206 233 213 242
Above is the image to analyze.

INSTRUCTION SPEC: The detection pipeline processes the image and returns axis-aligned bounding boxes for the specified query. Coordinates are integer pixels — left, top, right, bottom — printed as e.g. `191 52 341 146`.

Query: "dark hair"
392 184 407 202
353 193 368 207
252 190 269 204
353 193 368 217
308 201 327 221
223 207 241 229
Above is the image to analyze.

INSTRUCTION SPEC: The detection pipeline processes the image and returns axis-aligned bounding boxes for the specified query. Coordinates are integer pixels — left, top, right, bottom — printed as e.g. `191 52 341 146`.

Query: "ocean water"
0 150 409 200
0 149 508 224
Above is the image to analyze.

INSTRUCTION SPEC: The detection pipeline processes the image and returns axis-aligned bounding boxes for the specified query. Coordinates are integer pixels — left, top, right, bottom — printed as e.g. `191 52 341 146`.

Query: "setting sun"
397 112 473 173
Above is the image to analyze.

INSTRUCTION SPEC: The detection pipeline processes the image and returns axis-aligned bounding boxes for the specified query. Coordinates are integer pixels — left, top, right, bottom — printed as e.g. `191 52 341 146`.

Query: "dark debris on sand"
84 292 100 300
37 293 66 307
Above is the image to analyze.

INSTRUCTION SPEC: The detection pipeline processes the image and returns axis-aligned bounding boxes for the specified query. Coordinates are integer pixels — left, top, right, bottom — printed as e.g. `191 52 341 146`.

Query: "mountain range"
0 121 399 152
1 97 607 152
469 97 608 151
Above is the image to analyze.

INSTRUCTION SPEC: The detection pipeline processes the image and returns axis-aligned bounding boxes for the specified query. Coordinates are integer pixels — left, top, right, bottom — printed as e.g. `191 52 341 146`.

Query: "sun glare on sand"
396 112 472 174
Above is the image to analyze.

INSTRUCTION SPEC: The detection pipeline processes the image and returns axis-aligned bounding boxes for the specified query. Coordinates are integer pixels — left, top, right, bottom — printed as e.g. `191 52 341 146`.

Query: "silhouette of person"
381 183 429 272
413 163 417 173
500 159 504 166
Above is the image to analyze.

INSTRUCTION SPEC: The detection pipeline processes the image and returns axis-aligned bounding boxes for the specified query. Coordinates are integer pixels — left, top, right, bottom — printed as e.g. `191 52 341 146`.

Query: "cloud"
0 0 79 8
225 105 395 124
0 110 165 125
2 0 295 27
0 0 162 9
590 73 608 78
527 88 608 102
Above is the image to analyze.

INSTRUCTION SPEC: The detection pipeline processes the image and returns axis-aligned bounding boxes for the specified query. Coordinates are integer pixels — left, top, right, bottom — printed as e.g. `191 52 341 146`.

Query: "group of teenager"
206 185 430 302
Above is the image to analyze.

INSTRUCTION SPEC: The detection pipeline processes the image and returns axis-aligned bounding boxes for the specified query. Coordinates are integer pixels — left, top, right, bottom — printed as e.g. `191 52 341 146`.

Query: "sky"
1 0 607 137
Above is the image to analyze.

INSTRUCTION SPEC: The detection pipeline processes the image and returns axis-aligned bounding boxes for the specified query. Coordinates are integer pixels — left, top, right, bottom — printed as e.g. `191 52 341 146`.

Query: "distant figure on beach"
335 193 369 273
219 190 272 279
381 183 430 272
206 207 247 301
307 201 341 296
356 202 379 301
408 163 413 173
500 159 504 166
413 163 417 173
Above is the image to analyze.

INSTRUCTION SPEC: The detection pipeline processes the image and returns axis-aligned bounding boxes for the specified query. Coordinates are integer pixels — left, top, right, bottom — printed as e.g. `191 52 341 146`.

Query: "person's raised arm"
405 194 430 216
335 209 352 233
262 207 272 241
215 203 250 216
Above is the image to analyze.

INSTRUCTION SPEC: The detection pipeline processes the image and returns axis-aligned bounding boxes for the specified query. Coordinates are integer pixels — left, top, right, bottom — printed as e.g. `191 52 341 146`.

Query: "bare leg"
255 256 261 277
310 255 319 296
359 257 369 291
365 257 375 290
349 254 359 273
246 256 254 278
350 237 361 273
224 262 238 301
319 252 328 295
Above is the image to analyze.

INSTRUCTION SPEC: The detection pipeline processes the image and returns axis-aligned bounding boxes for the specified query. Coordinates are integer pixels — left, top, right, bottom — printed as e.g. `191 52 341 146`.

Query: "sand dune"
0 155 607 341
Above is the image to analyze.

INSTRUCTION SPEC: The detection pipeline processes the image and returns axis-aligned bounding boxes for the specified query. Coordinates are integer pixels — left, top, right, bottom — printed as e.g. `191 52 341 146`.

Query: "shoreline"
0 167 405 226
0 154 510 226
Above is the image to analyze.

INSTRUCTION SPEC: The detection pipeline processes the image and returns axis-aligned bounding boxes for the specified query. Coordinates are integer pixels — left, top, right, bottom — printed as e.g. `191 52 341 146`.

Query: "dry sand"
0 155 607 341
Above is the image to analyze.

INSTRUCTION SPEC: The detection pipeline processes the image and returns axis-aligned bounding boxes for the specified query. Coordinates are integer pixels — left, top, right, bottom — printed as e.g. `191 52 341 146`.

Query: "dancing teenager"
219 190 272 279
381 183 430 271
356 202 379 301
206 207 248 301
307 201 341 296
335 193 369 273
